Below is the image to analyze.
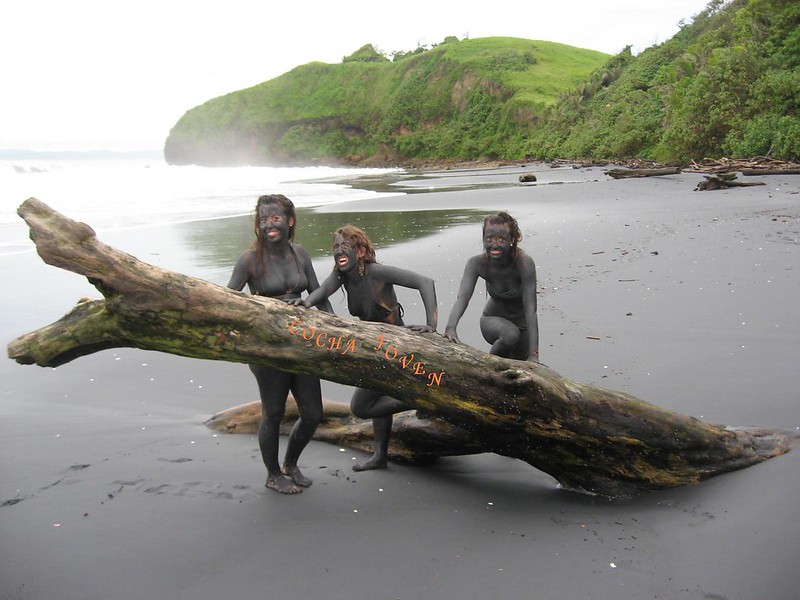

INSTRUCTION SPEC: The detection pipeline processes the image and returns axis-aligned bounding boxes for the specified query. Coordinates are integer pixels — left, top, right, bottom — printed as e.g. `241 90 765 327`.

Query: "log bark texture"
740 168 800 176
8 198 797 497
605 167 681 179
694 174 767 191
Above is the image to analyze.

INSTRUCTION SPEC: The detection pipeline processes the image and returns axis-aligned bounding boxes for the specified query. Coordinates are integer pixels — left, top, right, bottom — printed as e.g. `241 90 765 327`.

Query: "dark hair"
483 211 522 255
254 194 296 242
334 225 377 269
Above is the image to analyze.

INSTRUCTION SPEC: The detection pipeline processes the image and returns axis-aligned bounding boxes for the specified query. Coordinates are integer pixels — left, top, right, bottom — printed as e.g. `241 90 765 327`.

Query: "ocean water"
0 155 487 337
0 156 402 256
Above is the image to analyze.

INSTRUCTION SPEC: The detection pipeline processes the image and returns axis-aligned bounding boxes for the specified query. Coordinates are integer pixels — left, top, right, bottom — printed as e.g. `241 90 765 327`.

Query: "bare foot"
353 455 388 472
266 473 302 494
282 464 312 487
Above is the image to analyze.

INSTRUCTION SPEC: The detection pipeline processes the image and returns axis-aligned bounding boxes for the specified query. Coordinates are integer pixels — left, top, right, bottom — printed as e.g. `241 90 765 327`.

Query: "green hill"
525 0 800 163
164 0 800 166
164 37 609 166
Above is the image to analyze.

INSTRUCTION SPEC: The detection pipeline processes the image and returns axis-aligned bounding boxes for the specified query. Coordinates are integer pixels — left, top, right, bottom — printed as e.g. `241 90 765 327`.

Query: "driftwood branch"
694 173 767 191
689 157 800 174
206 399 484 463
740 168 800 176
605 167 681 179
8 198 797 497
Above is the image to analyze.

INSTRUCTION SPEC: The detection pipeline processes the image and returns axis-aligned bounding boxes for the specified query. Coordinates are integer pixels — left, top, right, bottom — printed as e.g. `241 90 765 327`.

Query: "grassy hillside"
164 37 609 166
526 0 800 163
165 0 800 166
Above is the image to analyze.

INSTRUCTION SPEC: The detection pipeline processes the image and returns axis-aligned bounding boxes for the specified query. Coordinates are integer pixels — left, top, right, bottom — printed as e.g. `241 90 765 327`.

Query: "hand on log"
7 198 798 497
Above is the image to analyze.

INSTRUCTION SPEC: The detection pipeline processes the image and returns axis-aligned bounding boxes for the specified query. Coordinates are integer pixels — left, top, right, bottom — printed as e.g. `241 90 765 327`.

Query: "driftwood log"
689 157 800 174
740 168 800 176
605 167 681 179
8 198 797 497
206 398 485 463
694 173 767 191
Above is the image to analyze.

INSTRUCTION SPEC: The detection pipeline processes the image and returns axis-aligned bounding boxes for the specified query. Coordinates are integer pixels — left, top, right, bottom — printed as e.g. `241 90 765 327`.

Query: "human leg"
282 373 323 487
480 315 521 358
350 387 407 419
350 388 405 471
510 327 531 361
249 364 302 494
353 415 392 471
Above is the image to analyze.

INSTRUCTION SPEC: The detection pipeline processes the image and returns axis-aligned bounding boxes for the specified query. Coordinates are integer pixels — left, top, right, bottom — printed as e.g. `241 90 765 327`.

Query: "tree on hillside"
342 44 388 63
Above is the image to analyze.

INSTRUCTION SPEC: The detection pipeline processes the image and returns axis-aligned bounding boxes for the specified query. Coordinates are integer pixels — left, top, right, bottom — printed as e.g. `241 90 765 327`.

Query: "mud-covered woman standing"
228 194 332 494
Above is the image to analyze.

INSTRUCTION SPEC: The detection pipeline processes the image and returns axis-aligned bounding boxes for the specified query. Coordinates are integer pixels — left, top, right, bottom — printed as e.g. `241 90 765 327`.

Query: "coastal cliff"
164 37 608 166
165 0 800 166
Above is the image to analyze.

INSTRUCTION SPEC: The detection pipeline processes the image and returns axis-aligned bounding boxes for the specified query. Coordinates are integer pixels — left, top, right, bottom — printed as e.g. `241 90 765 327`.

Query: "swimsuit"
253 244 307 299
486 280 522 301
481 254 527 328
341 270 404 325
355 298 404 325
347 286 403 324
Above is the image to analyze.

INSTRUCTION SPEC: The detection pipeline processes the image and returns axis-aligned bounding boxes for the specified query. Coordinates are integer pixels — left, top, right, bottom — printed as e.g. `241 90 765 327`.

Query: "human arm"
296 246 334 314
373 264 438 332
517 254 540 363
295 269 342 309
227 251 254 292
444 256 481 343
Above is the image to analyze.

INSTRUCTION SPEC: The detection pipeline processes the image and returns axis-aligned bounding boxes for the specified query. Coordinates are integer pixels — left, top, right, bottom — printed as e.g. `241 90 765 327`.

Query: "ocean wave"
0 158 402 232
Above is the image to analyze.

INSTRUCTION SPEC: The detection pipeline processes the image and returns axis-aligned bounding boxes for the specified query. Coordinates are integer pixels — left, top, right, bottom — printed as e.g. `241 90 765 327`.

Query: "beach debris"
687 157 800 175
741 167 800 176
605 167 682 179
206 398 484 463
548 159 586 168
205 394 486 463
9 197 799 498
694 173 767 191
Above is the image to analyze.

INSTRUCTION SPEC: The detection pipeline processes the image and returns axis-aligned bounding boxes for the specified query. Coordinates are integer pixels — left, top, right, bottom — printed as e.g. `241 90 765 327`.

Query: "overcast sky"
2 0 713 151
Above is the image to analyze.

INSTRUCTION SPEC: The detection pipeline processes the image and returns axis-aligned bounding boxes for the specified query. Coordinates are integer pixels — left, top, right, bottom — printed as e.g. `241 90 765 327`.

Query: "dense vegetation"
164 0 800 166
526 0 800 163
164 37 608 165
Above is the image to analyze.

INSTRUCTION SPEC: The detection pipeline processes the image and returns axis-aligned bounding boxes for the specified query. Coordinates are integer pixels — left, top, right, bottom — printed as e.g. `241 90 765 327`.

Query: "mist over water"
0 157 402 255
0 154 486 338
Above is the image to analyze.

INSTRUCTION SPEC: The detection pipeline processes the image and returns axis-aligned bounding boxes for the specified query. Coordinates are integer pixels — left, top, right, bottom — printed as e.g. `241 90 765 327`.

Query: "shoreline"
2 165 799 600
310 154 800 175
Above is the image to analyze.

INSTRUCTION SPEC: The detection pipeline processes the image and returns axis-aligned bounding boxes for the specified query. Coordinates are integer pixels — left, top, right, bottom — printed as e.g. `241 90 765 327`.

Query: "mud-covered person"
292 225 438 471
228 194 333 494
444 211 539 363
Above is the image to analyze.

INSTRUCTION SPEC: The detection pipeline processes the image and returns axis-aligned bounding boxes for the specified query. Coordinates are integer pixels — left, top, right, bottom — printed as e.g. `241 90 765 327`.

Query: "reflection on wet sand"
176 207 485 276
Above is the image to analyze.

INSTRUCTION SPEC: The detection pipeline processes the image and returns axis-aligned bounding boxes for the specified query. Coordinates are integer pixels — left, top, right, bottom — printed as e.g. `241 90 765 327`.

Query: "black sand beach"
2 164 799 600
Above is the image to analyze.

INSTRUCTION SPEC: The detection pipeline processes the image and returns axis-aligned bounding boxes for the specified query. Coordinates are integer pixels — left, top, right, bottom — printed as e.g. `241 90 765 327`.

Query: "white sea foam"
0 157 401 255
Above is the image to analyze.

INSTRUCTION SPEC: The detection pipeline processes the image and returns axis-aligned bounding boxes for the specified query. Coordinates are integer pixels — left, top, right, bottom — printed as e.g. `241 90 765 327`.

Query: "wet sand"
2 164 799 600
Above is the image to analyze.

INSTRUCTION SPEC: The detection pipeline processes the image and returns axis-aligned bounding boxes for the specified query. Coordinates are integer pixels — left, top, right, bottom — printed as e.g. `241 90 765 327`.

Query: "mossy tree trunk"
8 198 797 497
